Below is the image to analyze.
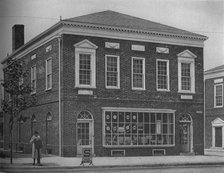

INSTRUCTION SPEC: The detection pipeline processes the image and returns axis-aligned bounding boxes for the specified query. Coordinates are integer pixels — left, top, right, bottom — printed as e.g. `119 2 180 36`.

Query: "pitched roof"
64 10 206 39
205 64 224 74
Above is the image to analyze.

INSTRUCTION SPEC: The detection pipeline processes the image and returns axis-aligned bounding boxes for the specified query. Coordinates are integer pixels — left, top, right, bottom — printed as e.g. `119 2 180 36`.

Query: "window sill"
157 89 170 92
132 88 146 91
75 85 96 89
214 106 223 108
106 86 120 89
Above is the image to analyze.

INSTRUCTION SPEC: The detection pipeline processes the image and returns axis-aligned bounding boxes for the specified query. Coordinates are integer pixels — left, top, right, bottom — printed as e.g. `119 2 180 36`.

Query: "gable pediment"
211 117 224 125
177 49 197 58
74 39 98 49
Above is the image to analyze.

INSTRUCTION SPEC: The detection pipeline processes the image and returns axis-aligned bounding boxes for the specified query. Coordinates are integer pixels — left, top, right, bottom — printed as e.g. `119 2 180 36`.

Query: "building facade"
2 11 207 157
204 65 224 152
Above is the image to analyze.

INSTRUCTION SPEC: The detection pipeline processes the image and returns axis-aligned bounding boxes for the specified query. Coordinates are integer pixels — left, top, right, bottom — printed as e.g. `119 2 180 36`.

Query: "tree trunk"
10 129 13 164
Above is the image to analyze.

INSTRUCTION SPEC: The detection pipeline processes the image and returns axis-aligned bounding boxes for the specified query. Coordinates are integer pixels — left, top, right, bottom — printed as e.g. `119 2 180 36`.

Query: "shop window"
103 109 175 147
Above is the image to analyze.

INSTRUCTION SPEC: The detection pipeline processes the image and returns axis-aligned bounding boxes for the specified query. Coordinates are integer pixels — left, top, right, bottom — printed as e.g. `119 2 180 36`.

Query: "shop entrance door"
180 123 191 153
76 111 94 156
215 127 222 147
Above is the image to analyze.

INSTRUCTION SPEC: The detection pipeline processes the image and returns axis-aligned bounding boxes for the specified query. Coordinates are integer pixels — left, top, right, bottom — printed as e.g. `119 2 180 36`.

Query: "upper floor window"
132 57 145 90
74 39 98 88
31 65 36 94
156 59 169 91
105 55 120 89
46 58 52 90
214 84 223 108
178 50 196 93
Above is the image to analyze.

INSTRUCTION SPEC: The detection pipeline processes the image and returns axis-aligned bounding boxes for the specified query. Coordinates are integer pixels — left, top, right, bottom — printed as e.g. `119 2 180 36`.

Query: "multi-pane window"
157 60 169 90
132 57 145 89
181 63 191 91
106 55 119 88
46 58 52 90
103 110 175 146
31 65 36 93
77 123 90 145
214 84 223 107
79 54 91 85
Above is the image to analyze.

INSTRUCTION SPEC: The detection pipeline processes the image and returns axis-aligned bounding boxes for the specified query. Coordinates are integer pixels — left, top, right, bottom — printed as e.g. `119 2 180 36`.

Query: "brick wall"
205 76 224 148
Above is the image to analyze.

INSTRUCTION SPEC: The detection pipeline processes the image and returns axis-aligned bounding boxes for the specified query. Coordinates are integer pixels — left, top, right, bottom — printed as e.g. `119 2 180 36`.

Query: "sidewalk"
1 153 224 170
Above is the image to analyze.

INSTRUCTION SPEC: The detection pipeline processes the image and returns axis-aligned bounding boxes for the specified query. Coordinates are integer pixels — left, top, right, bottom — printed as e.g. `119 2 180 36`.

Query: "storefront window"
104 110 175 146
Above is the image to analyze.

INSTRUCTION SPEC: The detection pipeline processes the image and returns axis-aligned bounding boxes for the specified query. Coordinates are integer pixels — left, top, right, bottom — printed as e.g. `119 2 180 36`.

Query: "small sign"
80 148 93 166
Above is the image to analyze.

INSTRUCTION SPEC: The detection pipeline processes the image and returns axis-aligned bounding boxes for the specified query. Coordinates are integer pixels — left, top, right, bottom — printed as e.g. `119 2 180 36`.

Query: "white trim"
58 36 62 156
61 23 206 47
204 72 224 80
31 54 36 60
211 118 224 148
102 107 176 113
178 50 196 94
45 57 52 90
131 45 145 51
156 59 170 91
74 40 97 88
132 57 145 90
214 83 223 108
105 55 120 89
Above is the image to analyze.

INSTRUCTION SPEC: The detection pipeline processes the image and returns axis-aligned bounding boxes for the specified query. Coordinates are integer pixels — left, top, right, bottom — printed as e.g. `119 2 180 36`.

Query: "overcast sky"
0 0 223 79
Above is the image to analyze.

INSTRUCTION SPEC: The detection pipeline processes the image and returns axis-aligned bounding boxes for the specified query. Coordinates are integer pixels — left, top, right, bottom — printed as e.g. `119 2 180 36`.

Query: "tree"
1 58 36 164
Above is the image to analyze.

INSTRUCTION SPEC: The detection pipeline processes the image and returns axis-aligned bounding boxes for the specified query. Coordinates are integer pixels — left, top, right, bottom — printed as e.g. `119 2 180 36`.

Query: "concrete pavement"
1 152 224 171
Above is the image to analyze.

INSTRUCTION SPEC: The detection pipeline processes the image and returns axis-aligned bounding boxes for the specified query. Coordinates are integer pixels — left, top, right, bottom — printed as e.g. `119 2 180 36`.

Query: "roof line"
62 20 208 41
1 21 62 64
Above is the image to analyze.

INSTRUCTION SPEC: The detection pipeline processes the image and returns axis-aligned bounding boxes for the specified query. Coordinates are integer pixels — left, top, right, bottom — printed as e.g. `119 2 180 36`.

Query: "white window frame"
31 65 36 94
156 59 170 91
178 58 195 93
132 57 145 90
45 57 52 90
74 40 97 88
102 107 176 148
105 55 120 89
214 83 223 108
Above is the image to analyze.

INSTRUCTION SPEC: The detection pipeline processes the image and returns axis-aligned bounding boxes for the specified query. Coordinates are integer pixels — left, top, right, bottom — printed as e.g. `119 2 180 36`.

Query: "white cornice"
2 21 207 64
204 71 224 80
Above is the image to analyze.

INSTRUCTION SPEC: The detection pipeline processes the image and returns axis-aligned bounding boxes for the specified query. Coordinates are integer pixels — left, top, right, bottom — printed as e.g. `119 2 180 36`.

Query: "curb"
1 161 224 170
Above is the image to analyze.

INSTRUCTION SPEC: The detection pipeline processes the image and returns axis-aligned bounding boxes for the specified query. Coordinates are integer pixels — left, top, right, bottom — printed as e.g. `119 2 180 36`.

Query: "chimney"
12 25 24 52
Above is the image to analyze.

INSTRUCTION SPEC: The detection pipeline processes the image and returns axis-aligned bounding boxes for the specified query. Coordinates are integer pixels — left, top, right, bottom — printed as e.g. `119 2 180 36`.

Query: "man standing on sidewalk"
30 131 43 166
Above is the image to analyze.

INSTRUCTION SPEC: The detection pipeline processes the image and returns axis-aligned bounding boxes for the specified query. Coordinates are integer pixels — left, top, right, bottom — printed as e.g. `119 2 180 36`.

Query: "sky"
0 0 223 79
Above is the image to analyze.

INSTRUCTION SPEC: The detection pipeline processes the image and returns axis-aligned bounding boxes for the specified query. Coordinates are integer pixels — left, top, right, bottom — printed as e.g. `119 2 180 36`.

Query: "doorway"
179 114 193 153
215 127 222 147
76 111 94 156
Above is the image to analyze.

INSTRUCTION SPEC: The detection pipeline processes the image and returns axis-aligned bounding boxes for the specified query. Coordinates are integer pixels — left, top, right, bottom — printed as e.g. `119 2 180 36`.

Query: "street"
2 165 224 173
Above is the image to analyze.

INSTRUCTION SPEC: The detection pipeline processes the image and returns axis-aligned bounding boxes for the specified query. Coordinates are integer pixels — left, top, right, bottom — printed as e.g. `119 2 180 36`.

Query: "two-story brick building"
2 11 207 157
204 65 224 153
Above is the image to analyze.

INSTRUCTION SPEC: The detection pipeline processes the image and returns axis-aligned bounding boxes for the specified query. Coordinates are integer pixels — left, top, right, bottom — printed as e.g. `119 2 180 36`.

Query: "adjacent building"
1 11 207 157
205 65 224 152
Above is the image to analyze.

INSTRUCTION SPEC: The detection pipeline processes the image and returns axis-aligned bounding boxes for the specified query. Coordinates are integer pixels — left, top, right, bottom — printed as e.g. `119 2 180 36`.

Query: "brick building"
2 11 207 157
204 65 224 153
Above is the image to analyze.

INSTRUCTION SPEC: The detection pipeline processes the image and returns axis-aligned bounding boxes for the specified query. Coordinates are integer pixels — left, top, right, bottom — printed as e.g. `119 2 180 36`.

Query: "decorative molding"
214 78 223 84
105 42 120 49
177 49 197 59
131 45 145 51
204 72 224 80
211 118 224 126
180 95 193 100
74 39 98 49
78 90 93 95
46 45 52 52
31 54 36 60
156 47 169 54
